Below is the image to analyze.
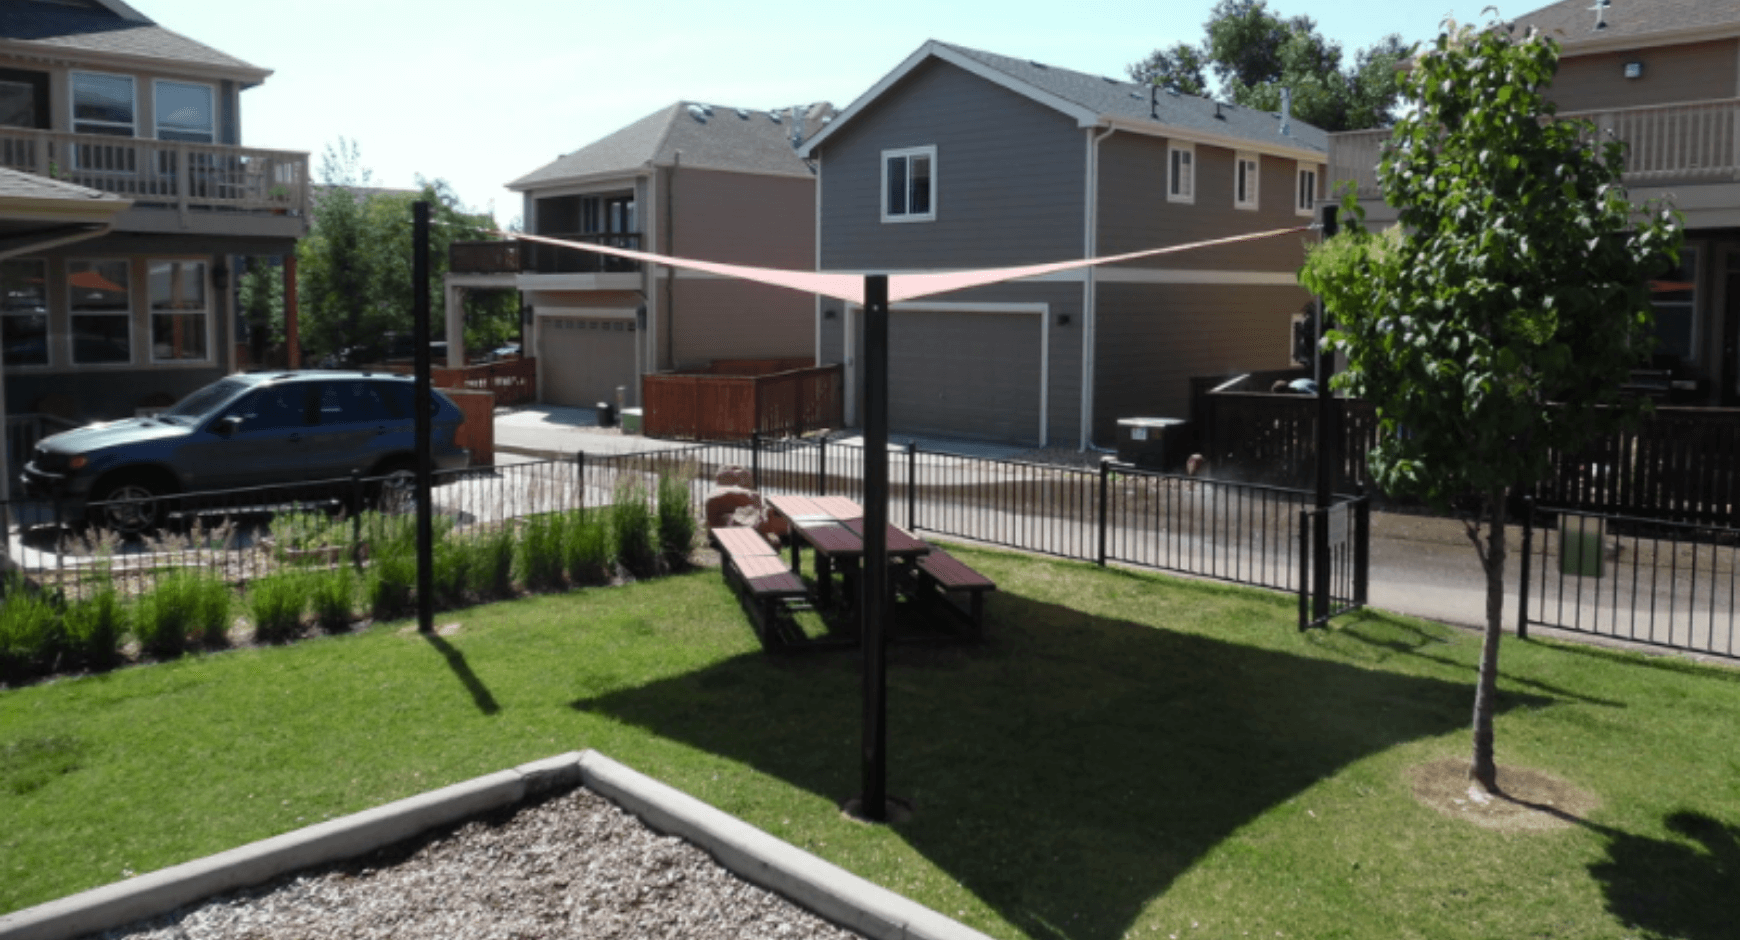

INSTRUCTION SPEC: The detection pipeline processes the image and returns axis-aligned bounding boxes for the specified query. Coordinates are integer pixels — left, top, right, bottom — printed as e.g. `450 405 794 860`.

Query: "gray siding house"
459 101 832 409
0 0 308 425
800 41 1328 448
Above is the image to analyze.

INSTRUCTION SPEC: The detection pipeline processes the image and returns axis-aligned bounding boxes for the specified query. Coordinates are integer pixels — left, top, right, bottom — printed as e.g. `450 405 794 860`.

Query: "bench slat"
713 526 777 557
917 549 996 591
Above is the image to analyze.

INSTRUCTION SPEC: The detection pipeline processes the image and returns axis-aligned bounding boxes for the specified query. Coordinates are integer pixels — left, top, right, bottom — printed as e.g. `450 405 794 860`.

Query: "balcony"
0 127 308 234
1330 98 1740 203
448 232 642 276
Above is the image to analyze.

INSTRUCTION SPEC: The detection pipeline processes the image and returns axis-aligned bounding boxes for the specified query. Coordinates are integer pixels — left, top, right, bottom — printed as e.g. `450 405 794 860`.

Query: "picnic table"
766 495 927 607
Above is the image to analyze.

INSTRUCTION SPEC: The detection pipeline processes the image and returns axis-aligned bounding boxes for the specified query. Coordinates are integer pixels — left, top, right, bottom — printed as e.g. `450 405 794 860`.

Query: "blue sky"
135 0 1522 224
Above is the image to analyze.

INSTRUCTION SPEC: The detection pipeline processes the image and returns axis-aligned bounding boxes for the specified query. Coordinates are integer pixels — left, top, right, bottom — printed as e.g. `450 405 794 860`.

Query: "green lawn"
3 545 1737 940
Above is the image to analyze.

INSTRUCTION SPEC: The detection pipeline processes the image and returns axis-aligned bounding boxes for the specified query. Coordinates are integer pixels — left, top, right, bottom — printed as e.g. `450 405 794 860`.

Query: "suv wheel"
90 476 170 535
373 460 417 514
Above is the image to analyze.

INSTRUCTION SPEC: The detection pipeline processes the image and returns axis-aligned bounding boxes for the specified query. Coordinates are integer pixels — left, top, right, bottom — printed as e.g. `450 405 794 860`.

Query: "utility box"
1116 417 1187 470
620 407 643 435
1559 515 1605 578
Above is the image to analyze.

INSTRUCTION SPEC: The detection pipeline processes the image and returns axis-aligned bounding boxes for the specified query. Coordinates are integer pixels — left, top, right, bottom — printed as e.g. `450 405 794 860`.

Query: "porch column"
444 282 466 367
283 253 300 369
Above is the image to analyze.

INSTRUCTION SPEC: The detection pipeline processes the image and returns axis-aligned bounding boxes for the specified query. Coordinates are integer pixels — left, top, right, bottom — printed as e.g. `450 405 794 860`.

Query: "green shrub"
432 530 474 608
269 511 348 567
309 565 356 632
470 524 516 599
519 511 569 590
563 509 613 586
365 550 415 621
191 572 233 647
611 479 657 577
656 473 697 569
247 571 307 644
0 576 63 679
63 580 125 670
137 570 233 654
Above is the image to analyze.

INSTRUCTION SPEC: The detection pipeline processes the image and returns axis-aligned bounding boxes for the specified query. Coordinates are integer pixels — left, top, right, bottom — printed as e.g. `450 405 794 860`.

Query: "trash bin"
1116 418 1187 470
597 401 617 428
1559 515 1604 578
620 407 643 435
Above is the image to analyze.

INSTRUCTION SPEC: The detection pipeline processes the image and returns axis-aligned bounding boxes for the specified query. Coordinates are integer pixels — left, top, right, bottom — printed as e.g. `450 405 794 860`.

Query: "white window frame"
70 70 136 137
1 257 50 368
148 258 211 364
1167 142 1195 204
881 145 936 223
152 79 216 144
1234 152 1260 210
68 258 133 366
1296 162 1319 216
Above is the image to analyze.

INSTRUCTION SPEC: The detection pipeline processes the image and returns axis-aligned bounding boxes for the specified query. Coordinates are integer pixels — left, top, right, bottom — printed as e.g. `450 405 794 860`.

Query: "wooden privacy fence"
643 364 843 441
1201 391 1740 525
380 357 537 407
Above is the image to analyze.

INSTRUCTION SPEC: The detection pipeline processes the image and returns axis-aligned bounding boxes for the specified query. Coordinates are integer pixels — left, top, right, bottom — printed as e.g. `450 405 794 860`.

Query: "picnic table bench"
907 548 997 639
710 526 807 650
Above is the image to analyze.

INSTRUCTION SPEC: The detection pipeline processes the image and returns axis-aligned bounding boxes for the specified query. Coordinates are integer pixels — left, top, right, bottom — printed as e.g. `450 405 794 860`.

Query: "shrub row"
0 474 697 686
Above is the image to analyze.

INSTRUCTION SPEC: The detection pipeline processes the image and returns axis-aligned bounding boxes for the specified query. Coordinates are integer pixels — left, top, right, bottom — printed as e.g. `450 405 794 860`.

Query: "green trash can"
1559 516 1604 578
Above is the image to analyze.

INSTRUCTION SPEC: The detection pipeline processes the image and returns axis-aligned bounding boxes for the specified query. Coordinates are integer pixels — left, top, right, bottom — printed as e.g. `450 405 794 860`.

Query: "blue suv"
21 371 470 531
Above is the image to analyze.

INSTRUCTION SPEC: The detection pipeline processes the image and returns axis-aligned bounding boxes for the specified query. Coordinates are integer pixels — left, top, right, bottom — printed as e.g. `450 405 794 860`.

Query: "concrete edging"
0 751 992 940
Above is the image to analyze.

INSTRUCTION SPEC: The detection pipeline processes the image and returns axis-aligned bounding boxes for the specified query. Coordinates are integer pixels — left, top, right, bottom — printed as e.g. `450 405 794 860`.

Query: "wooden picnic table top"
842 517 929 555
767 494 865 525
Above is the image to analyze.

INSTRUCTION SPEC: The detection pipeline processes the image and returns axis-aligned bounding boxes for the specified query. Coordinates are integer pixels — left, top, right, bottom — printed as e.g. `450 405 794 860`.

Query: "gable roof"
1514 0 1740 53
799 40 1327 162
508 101 835 192
0 0 271 85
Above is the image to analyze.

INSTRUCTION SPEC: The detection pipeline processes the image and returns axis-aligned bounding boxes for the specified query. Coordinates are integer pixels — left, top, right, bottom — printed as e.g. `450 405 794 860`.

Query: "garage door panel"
887 310 1040 443
539 316 638 407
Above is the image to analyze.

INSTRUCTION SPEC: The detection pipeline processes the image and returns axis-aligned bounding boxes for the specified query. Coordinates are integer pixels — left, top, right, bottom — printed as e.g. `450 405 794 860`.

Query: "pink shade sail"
502 224 1312 306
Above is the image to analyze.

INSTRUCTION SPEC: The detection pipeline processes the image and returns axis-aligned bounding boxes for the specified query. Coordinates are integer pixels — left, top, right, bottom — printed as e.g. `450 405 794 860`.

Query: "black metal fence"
1519 502 1739 658
4 437 1367 626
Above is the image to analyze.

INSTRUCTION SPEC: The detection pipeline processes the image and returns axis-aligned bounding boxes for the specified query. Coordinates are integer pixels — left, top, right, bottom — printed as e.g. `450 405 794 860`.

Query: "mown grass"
1 544 1737 940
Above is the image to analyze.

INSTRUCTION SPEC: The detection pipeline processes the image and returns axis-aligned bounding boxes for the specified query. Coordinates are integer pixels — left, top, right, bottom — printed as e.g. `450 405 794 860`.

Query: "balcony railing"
1330 97 1740 200
0 127 309 220
448 233 643 276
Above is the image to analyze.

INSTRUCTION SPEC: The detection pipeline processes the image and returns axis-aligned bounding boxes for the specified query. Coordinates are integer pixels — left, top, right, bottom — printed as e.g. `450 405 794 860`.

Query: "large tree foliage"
1127 0 1408 131
296 140 518 363
1299 21 1681 791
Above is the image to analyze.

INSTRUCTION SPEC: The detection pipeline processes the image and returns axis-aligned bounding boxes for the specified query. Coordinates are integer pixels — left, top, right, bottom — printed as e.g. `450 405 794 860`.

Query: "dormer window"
882 146 936 223
1235 152 1259 210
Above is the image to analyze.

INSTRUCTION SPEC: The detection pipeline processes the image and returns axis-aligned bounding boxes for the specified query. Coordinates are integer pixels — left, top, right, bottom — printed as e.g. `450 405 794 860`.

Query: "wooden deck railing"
1330 97 1740 199
643 363 843 441
0 127 309 219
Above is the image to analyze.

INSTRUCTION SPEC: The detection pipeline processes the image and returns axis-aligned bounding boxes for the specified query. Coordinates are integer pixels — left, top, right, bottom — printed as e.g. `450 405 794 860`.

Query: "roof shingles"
0 0 266 78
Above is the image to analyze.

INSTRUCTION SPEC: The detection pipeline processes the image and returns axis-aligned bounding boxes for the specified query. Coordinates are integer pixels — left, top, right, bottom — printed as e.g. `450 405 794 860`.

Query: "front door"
1725 250 1740 405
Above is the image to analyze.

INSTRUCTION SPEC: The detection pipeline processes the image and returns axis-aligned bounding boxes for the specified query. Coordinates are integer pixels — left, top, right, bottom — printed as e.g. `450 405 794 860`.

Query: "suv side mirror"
214 415 243 437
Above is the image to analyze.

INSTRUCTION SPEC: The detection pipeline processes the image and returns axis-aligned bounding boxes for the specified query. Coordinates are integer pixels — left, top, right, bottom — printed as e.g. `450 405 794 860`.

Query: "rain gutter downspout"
665 152 678 371
1082 123 1116 451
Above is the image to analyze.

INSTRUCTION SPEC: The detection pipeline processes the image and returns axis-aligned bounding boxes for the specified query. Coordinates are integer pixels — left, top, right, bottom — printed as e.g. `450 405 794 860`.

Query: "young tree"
1299 20 1681 793
1126 0 1407 131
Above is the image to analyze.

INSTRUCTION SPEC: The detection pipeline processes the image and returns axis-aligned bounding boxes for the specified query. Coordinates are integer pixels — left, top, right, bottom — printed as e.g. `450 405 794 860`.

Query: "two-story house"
447 100 832 410
1330 0 1740 405
0 0 307 427
799 40 1328 449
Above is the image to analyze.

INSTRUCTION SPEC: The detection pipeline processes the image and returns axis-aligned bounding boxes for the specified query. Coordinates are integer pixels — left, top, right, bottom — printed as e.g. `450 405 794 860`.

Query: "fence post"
751 432 762 491
1298 508 1312 630
575 450 587 509
1517 495 1533 641
1354 487 1370 607
1097 457 1111 566
818 436 828 497
906 442 917 531
350 471 364 569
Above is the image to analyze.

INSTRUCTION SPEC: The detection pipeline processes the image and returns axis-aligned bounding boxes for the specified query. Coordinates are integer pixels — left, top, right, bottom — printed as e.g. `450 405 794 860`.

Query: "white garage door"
538 316 638 408
884 309 1043 444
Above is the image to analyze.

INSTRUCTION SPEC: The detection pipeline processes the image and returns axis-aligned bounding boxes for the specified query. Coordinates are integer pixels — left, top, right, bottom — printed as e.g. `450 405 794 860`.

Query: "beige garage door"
886 309 1042 444
538 316 638 408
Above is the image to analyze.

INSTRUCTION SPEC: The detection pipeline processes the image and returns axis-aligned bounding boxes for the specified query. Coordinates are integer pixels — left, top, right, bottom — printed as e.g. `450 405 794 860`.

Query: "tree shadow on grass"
1589 810 1740 940
574 588 1551 940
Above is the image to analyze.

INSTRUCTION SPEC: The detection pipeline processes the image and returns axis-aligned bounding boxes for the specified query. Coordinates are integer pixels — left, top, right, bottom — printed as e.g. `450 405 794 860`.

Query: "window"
1234 153 1259 210
1650 246 1698 362
153 80 214 143
71 71 135 137
226 385 311 430
69 259 131 364
1296 163 1319 216
316 381 397 424
1167 143 1195 204
149 260 208 362
2 258 48 367
882 146 936 222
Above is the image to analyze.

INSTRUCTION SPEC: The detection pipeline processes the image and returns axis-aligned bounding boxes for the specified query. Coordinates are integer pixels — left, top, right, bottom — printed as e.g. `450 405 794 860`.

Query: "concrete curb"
578 752 992 940
0 751 992 940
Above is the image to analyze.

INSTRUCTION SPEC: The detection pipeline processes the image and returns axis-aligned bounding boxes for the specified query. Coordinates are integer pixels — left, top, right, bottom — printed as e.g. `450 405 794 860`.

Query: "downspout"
665 152 678 371
1082 124 1116 451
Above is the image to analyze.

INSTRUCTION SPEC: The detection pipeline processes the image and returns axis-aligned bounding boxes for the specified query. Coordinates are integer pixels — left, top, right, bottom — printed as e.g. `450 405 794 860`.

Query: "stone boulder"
715 465 754 489
704 487 761 530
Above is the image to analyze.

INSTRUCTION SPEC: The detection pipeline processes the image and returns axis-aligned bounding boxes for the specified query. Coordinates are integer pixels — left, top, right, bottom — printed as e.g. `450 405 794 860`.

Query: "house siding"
817 58 1086 271
1549 39 1739 112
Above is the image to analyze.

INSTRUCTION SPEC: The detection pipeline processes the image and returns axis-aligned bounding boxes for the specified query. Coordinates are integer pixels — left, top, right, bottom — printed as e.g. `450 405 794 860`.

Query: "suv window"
227 385 310 430
315 380 397 424
374 381 435 418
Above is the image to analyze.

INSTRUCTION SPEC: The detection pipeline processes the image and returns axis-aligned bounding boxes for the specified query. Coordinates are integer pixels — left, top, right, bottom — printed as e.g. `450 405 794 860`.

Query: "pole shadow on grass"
422 633 500 715
573 590 1551 940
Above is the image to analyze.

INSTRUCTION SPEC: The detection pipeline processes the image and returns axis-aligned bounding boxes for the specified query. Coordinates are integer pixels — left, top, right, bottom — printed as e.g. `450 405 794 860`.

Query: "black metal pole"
1517 496 1533 640
1312 204 1339 625
859 273 890 822
413 201 434 633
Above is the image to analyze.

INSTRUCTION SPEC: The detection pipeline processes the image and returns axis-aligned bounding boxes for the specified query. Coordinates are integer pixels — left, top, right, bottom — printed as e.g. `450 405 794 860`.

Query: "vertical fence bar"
906 442 916 531
1354 490 1370 606
1517 497 1533 640
751 432 762 491
818 437 828 497
1097 458 1111 567
1298 508 1311 629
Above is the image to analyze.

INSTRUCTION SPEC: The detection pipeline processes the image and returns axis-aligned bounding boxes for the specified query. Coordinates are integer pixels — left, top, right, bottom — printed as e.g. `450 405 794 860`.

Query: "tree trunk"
1469 484 1509 793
